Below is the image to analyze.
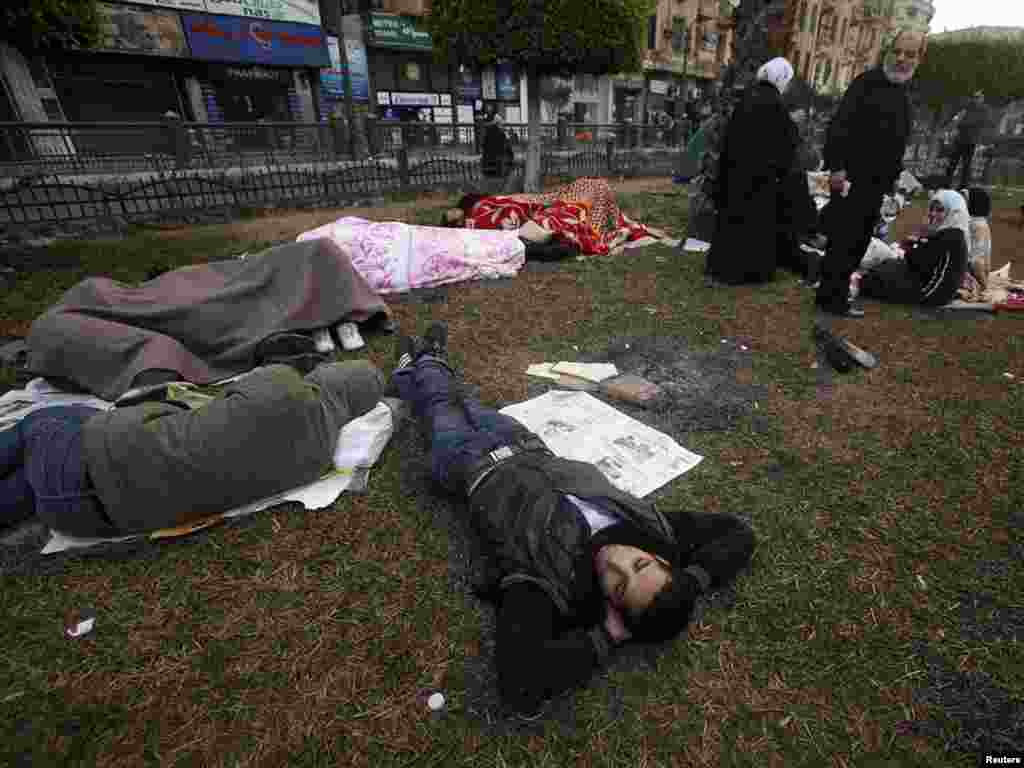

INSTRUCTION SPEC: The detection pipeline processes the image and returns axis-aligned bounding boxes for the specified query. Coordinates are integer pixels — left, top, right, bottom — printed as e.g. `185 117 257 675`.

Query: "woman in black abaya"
705 57 799 284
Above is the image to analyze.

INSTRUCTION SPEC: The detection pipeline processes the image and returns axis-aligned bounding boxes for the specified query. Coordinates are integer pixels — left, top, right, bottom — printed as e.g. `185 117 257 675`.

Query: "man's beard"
883 62 915 84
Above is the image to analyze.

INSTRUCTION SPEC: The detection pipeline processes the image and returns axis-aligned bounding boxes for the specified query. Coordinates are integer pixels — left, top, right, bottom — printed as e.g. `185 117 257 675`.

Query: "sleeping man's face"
595 544 672 615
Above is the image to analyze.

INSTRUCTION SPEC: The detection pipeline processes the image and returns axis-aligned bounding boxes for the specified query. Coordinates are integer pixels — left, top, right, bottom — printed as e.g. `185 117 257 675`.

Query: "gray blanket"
27 238 388 400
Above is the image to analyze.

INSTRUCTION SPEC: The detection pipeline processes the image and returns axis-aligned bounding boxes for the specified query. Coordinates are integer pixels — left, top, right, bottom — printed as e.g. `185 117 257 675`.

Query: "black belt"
464 437 552 498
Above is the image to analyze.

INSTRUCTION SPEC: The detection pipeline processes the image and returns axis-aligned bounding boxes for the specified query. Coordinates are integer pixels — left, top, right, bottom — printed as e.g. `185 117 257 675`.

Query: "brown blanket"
27 238 388 400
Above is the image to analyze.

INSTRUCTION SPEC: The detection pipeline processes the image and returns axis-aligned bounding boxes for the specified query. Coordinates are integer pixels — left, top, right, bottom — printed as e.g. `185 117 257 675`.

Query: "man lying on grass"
0 360 383 537
391 322 756 715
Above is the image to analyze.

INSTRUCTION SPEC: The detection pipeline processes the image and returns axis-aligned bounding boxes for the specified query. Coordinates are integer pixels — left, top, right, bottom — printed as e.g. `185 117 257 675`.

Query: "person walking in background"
815 27 927 318
481 112 518 195
705 57 799 285
945 91 994 190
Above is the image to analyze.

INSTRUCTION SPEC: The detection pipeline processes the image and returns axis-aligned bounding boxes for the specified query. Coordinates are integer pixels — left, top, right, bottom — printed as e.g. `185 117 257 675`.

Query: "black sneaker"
422 322 448 360
395 334 422 370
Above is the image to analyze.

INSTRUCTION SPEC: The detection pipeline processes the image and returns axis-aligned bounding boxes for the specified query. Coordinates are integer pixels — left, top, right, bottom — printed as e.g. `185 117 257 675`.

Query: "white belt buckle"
490 445 514 462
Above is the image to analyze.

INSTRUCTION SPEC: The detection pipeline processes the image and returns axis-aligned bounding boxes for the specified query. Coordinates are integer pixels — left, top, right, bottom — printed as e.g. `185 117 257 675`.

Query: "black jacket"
471 452 756 714
823 67 912 189
904 228 969 305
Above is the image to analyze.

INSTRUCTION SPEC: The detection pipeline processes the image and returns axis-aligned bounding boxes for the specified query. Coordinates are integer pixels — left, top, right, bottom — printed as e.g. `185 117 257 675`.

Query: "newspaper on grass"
500 390 703 499
1 379 407 554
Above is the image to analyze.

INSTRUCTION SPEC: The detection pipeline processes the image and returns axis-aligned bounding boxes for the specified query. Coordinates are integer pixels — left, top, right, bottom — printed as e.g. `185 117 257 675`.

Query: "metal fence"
1 120 1022 230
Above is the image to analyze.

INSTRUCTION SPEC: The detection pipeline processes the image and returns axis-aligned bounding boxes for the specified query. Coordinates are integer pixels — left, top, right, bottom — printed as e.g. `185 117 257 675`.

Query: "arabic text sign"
183 14 329 67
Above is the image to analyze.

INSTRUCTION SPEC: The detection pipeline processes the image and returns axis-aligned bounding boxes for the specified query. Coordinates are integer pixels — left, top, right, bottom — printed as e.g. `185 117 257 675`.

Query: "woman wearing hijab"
705 58 799 284
815 28 927 317
860 190 968 307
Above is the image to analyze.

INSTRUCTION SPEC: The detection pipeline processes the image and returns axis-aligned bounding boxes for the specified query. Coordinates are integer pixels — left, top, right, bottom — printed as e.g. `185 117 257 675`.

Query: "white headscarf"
928 189 970 242
756 58 795 95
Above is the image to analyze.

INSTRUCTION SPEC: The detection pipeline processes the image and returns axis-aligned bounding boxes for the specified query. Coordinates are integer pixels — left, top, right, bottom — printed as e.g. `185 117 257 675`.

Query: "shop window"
575 75 597 95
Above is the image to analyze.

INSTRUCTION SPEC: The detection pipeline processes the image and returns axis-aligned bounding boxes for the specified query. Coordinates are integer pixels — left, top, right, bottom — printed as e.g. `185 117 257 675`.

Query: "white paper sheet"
500 390 703 498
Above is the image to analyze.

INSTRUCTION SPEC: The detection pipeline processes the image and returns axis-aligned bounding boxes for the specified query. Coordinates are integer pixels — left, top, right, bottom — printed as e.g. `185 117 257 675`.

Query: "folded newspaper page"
500 390 703 498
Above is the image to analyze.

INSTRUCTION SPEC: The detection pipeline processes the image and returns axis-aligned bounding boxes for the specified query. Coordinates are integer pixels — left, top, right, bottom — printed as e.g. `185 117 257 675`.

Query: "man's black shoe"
422 322 448 360
395 335 422 370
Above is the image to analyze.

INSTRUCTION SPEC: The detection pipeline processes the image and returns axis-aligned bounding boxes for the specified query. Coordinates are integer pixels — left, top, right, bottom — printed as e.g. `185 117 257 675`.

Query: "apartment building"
785 0 932 96
627 0 736 120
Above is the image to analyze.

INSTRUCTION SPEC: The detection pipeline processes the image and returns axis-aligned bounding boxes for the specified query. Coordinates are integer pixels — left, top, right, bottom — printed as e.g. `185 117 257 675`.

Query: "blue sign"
495 63 519 101
457 69 481 99
344 38 369 102
183 13 329 67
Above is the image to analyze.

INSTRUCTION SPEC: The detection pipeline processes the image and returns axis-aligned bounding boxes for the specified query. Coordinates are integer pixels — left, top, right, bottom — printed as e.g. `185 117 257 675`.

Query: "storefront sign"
183 14 329 67
367 13 432 50
649 79 669 95
390 92 438 107
97 3 189 56
125 0 319 22
321 36 348 97
124 0 207 10
215 64 293 83
495 63 519 101
345 39 370 101
205 0 321 26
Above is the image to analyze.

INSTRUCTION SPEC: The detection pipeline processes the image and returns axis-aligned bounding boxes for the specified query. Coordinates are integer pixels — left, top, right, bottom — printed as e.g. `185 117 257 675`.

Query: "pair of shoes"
815 301 865 319
394 322 448 370
335 321 365 351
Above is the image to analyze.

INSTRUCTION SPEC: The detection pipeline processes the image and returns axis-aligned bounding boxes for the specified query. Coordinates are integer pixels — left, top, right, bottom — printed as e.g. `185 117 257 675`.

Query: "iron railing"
1 120 1022 230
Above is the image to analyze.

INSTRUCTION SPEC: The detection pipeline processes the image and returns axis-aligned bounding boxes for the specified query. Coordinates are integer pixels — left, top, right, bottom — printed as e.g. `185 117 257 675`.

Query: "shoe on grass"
313 329 336 354
395 335 422 371
335 322 365 351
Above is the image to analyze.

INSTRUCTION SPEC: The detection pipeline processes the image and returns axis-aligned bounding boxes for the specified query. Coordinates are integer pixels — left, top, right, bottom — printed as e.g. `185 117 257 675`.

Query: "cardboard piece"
601 374 664 406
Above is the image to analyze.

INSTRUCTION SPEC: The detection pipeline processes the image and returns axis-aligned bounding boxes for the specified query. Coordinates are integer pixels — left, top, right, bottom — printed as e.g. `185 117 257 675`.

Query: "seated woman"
860 190 969 307
959 186 992 297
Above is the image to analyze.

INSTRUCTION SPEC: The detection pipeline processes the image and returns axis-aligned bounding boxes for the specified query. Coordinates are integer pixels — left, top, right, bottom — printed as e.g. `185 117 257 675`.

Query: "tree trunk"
524 69 544 193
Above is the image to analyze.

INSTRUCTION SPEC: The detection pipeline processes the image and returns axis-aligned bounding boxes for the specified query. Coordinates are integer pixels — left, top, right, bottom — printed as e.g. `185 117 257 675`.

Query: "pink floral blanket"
296 217 526 294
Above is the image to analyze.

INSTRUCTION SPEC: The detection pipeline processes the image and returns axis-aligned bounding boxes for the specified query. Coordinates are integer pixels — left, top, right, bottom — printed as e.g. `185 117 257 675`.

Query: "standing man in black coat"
815 29 928 318
481 111 517 194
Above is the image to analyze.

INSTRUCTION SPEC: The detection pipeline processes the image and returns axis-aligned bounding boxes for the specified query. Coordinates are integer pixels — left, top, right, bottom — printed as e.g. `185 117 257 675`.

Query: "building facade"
0 0 331 156
630 0 736 121
783 0 932 97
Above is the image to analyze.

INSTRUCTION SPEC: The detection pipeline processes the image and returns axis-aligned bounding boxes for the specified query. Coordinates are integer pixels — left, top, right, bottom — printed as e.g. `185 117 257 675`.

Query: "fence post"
397 147 410 192
606 139 616 175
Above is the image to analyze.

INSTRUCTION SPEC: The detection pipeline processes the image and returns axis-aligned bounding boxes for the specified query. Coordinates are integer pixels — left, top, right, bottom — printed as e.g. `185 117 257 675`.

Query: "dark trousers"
816 183 886 311
392 359 532 496
0 405 104 531
945 141 977 189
